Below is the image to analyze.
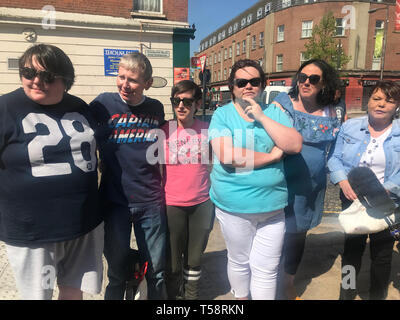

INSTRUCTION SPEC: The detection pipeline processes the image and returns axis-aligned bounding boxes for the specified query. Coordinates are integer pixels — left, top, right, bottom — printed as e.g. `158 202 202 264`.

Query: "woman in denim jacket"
328 80 400 300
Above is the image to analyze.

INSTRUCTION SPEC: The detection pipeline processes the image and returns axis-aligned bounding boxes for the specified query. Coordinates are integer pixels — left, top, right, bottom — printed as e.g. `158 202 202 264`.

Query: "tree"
304 11 351 71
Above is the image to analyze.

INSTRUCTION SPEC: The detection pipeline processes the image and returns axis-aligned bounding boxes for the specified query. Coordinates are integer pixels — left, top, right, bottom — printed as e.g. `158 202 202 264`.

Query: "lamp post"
368 5 389 80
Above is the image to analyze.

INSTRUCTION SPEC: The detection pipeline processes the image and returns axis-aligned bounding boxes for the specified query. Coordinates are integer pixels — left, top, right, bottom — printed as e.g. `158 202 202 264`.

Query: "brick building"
195 0 400 112
0 0 194 118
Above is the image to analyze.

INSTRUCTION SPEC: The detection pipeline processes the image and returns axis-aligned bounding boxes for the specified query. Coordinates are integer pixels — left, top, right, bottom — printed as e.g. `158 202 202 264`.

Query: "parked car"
262 86 290 104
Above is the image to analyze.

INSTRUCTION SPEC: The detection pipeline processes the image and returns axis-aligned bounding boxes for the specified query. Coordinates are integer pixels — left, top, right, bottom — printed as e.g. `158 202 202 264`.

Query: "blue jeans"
103 201 167 300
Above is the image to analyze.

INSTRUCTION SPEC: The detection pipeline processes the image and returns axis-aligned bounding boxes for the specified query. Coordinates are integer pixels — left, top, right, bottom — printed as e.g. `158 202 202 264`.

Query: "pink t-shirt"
161 119 210 206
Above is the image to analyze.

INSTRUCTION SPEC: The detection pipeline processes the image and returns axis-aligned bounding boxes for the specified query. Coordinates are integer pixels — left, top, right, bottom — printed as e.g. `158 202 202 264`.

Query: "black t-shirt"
0 88 102 244
90 93 165 206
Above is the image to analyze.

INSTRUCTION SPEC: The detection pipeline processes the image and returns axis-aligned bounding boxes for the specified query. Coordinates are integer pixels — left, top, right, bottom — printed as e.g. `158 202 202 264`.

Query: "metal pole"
337 39 342 70
380 5 389 80
202 70 206 121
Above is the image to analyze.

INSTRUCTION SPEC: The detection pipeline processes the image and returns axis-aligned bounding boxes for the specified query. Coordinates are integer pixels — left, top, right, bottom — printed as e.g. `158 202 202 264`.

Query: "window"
224 68 227 79
218 70 221 81
257 7 263 19
277 25 285 42
242 39 246 53
375 20 384 37
224 48 227 60
301 20 313 38
259 32 264 47
335 18 344 36
300 52 309 65
236 43 240 56
214 53 217 64
276 55 283 72
373 20 385 69
8 58 19 70
133 0 161 13
229 46 232 58
282 0 291 8
252 35 257 50
218 51 221 62
265 3 271 14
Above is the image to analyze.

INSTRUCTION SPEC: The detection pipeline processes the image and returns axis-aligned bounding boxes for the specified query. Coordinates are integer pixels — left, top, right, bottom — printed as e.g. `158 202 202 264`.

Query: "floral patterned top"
273 92 341 232
279 95 340 146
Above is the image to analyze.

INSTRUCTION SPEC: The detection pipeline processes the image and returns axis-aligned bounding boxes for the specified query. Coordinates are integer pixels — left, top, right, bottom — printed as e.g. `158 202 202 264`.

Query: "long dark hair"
289 59 339 107
19 44 75 91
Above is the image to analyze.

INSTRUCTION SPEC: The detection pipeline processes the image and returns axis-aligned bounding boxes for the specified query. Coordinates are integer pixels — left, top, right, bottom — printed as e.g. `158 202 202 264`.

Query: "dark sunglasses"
234 77 262 88
170 97 195 108
297 73 321 85
20 67 61 83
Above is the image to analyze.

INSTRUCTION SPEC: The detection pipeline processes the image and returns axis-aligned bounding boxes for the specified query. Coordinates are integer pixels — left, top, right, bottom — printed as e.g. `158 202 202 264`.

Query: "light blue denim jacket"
327 115 400 197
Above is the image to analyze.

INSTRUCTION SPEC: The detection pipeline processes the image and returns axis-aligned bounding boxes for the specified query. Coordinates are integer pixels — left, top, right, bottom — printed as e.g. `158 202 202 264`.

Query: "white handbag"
338 199 398 234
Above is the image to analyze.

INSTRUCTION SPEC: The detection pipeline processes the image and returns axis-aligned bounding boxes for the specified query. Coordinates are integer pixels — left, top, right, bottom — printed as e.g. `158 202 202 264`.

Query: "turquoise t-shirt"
208 102 292 214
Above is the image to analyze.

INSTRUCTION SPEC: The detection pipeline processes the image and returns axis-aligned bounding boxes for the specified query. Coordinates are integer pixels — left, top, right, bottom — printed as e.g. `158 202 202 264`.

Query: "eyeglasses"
297 73 321 85
170 97 195 108
234 77 262 88
20 67 61 83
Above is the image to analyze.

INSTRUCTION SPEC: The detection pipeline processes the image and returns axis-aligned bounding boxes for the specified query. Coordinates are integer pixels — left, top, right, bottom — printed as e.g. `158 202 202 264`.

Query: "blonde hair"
118 52 153 82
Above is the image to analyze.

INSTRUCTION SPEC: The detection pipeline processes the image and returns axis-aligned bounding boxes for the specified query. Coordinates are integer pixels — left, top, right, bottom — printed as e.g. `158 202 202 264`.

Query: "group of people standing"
1 43 400 301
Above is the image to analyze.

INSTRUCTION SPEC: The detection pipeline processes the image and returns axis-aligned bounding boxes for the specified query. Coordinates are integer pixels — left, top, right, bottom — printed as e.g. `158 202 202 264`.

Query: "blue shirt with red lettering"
90 92 165 206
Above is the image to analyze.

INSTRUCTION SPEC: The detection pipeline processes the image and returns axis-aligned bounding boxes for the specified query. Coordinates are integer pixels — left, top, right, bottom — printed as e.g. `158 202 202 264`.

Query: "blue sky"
188 0 260 57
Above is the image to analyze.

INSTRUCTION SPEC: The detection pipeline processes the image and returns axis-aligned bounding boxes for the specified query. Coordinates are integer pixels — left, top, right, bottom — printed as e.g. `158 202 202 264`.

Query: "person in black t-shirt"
90 52 167 300
0 44 103 300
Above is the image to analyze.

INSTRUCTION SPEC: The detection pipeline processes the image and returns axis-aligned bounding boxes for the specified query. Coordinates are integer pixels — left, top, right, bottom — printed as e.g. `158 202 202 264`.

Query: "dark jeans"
339 191 394 300
103 201 167 300
165 199 215 300
283 231 308 275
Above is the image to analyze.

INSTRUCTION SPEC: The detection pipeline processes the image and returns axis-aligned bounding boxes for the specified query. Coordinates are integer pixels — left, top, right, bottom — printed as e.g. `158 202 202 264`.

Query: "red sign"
173 67 190 84
396 0 400 31
199 54 207 72
191 57 201 69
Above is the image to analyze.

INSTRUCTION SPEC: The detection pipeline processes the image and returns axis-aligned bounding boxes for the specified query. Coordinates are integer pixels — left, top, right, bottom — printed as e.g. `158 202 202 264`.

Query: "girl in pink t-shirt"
161 80 214 300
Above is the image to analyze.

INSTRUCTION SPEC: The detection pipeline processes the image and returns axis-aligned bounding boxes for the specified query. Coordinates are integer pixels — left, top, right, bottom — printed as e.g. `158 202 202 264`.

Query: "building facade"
194 0 400 112
0 0 194 118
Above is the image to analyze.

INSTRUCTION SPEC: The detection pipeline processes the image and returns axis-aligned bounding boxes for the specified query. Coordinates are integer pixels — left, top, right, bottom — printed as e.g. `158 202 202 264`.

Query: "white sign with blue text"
104 48 139 76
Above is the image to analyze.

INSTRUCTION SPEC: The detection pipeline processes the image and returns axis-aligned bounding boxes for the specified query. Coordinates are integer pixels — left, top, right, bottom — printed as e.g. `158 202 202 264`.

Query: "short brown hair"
19 44 75 91
371 80 400 105
228 59 266 101
171 80 202 101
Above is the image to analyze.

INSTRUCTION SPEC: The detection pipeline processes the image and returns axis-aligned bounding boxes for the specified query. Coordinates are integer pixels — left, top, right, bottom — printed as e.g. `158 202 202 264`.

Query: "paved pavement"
2 182 400 300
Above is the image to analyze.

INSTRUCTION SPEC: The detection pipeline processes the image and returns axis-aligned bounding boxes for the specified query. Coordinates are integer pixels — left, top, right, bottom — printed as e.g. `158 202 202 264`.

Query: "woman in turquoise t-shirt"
208 59 302 300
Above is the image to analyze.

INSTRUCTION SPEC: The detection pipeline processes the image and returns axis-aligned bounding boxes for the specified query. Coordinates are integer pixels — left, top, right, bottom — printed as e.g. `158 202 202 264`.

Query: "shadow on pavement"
277 230 344 300
199 249 231 300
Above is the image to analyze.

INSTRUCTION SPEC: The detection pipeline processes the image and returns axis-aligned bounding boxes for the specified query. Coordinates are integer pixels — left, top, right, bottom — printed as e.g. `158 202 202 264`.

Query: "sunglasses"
297 73 321 85
20 67 61 83
234 77 262 88
170 97 195 108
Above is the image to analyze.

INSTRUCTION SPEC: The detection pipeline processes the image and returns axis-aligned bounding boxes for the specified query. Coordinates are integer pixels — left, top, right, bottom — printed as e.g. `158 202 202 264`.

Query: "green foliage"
304 11 351 70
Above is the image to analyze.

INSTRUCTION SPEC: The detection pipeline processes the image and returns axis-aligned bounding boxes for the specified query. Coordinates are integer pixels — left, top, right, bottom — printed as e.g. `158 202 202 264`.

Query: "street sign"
199 69 211 83
191 57 201 69
103 48 138 76
199 54 207 72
